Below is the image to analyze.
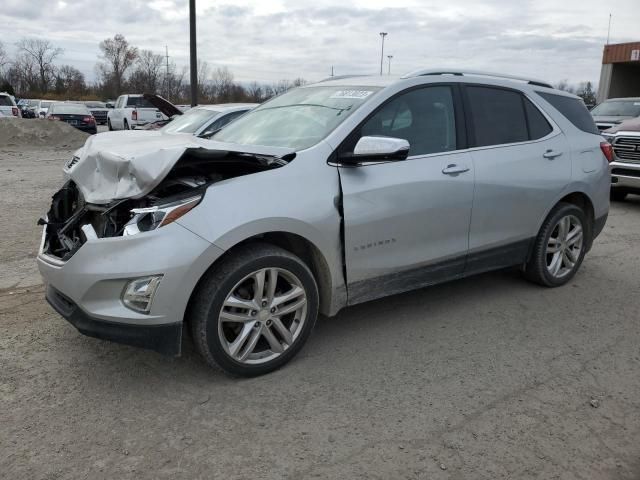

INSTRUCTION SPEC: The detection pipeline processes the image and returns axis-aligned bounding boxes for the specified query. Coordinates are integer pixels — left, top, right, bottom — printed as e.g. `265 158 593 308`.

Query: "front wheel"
189 243 319 377
524 203 589 287
107 119 113 131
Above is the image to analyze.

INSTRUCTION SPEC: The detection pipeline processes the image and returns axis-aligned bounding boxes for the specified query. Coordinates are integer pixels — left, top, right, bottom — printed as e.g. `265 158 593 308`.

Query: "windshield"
41 101 52 108
161 108 219 134
213 86 381 150
591 100 640 117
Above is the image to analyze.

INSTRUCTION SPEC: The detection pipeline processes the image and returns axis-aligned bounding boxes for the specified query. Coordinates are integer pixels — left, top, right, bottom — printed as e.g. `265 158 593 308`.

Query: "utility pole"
164 45 170 100
606 13 612 44
379 32 387 76
387 55 393 75
331 65 334 77
189 0 198 107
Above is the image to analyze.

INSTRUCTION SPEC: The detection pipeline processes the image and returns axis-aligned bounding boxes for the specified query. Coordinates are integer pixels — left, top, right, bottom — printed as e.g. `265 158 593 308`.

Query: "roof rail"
318 74 369 83
401 69 554 89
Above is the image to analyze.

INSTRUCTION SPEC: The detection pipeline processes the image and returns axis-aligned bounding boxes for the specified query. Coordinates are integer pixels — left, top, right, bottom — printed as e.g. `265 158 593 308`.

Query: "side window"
537 92 599 135
523 98 553 140
466 86 528 147
358 86 457 156
116 96 124 109
211 110 247 131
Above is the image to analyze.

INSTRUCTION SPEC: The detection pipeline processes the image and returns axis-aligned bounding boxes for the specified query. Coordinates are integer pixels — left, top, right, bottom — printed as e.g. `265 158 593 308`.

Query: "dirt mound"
0 118 89 149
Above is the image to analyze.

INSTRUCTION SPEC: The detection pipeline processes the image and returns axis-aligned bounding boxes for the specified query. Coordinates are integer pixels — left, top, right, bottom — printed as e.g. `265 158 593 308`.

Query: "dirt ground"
1 127 639 479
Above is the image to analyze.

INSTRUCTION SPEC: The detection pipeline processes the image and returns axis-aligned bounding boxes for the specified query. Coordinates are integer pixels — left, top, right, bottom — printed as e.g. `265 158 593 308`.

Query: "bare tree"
97 34 138 97
55 65 86 95
0 41 8 76
246 81 263 102
9 52 39 93
292 77 307 87
555 79 575 94
211 66 235 102
15 38 63 93
129 49 164 93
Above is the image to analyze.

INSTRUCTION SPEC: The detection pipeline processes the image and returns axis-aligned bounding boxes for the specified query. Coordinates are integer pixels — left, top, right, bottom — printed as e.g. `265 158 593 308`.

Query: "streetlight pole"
189 0 198 107
379 32 387 76
387 55 393 75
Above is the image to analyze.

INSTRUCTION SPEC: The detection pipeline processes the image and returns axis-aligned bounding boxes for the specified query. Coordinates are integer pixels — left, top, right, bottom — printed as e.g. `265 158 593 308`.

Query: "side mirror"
339 136 410 165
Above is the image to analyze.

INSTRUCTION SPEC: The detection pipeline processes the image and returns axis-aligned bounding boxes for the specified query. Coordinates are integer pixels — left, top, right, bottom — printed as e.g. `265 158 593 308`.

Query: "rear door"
463 85 571 273
0 95 15 117
338 84 475 304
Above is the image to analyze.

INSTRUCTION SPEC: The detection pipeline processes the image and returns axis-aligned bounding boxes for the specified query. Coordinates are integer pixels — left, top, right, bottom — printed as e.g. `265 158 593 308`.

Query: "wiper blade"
259 103 352 115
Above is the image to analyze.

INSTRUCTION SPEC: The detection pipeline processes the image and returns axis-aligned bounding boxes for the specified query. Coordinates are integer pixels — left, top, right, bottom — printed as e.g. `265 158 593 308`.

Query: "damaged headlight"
123 195 202 236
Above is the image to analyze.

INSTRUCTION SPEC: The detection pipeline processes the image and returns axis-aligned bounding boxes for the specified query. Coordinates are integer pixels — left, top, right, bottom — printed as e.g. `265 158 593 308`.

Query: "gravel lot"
1 128 639 479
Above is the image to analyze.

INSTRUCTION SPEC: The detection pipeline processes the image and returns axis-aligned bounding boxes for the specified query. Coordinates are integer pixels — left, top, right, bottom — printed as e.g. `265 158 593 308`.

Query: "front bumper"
46 284 183 355
38 221 225 355
610 160 640 192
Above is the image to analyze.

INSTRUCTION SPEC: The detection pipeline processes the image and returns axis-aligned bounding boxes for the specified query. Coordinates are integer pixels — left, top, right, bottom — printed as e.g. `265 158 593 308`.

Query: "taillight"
11 107 19 117
131 110 137 121
600 141 614 163
48 116 60 121
83 116 95 123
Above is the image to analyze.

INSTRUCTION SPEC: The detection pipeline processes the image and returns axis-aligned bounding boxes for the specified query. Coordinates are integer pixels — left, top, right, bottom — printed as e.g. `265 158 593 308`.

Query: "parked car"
38 70 610 377
83 101 109 125
32 100 54 118
602 117 640 201
107 94 166 130
18 99 38 118
46 102 97 134
142 98 257 134
0 92 21 118
591 97 640 131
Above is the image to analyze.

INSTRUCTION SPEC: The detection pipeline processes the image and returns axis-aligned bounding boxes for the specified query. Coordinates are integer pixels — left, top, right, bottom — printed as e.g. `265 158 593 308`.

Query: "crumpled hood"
66 131 294 204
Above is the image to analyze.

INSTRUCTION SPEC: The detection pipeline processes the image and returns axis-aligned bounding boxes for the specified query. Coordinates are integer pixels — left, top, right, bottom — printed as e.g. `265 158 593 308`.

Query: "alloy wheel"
217 267 308 364
546 214 583 278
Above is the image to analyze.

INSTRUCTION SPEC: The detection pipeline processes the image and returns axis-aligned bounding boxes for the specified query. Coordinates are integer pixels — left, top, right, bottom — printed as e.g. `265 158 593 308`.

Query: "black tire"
107 119 113 131
123 119 130 130
524 202 589 287
189 243 319 377
610 189 627 202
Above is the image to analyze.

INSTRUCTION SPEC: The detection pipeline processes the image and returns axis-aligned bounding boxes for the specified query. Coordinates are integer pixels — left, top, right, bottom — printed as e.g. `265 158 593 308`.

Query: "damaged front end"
41 148 291 261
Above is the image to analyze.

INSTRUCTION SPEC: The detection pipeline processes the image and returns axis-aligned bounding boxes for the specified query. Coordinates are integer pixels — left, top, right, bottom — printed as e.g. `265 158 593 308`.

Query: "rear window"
50 104 90 115
466 86 529 147
0 95 14 106
523 98 553 139
85 102 105 108
537 92 599 135
126 97 154 108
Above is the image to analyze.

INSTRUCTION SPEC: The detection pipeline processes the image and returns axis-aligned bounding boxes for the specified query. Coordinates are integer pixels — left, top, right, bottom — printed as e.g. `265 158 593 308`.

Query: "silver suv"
38 70 610 376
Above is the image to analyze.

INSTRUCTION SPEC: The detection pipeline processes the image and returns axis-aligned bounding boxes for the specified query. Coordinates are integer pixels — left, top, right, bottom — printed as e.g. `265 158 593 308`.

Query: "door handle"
442 164 470 175
543 149 563 159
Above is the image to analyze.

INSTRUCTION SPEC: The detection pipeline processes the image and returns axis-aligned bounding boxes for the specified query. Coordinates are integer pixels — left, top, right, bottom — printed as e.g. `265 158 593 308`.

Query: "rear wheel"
524 203 588 287
189 243 319 377
107 118 113 131
610 189 627 202
123 119 130 130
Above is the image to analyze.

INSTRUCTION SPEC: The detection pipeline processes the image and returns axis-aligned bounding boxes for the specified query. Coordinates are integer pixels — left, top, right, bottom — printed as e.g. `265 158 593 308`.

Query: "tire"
524 202 589 287
189 243 319 377
610 189 627 202
107 119 113 131
123 119 130 130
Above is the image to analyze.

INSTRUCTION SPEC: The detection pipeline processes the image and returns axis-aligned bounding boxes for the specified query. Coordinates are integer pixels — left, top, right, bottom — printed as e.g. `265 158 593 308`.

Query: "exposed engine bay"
41 150 290 260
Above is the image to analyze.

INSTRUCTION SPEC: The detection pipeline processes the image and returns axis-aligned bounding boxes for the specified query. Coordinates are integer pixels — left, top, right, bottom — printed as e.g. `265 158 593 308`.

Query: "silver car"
38 70 611 376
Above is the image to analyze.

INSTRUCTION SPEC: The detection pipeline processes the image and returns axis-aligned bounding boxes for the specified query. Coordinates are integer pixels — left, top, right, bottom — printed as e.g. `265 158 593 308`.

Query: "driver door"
338 85 475 304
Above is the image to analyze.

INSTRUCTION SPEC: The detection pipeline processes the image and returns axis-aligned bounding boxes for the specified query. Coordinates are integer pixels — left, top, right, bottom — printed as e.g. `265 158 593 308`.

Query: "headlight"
123 195 201 236
122 275 163 313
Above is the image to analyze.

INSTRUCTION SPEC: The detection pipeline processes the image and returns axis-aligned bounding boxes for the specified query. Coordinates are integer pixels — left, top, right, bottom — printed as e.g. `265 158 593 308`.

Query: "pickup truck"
107 94 166 130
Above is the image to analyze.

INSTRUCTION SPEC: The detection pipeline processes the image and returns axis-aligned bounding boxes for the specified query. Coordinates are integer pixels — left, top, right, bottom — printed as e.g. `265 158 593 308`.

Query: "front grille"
611 167 640 178
613 136 640 164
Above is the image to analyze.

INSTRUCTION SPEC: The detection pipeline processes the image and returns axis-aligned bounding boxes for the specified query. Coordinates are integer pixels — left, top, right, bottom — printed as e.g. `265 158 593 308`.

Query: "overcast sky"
1 0 638 85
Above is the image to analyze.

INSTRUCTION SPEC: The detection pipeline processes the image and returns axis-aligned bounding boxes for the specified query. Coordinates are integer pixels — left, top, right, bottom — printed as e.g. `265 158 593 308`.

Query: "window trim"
461 84 561 152
333 82 468 163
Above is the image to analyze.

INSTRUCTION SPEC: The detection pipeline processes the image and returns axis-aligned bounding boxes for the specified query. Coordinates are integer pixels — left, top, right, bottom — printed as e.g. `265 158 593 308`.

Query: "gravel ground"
1 133 639 479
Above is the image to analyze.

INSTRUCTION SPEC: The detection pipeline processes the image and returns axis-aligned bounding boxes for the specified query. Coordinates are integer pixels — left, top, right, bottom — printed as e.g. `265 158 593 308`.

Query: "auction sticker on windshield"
330 90 374 99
